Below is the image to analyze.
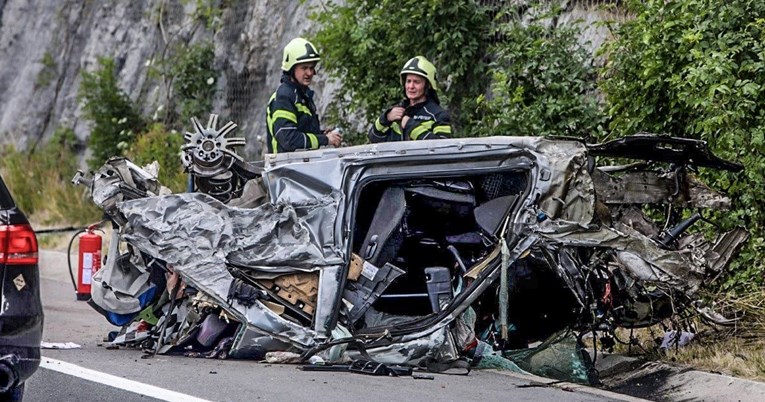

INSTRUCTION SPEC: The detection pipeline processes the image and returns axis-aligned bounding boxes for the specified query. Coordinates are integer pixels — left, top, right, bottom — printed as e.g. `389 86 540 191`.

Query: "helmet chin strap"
288 71 310 89
286 67 299 83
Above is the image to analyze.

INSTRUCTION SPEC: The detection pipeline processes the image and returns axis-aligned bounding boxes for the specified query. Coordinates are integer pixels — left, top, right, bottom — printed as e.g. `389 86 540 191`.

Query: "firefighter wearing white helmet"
368 56 452 143
266 37 342 153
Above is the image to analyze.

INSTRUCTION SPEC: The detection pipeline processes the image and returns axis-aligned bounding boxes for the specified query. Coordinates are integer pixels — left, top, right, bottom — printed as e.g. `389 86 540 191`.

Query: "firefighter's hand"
326 130 343 147
387 107 405 122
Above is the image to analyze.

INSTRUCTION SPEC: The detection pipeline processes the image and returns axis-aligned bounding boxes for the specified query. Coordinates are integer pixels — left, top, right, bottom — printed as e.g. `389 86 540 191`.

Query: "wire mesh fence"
143 0 635 156
478 0 633 25
478 0 633 48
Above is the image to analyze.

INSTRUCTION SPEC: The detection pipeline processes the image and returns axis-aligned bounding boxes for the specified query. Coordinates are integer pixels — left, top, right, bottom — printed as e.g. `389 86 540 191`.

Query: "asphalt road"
28 249 639 402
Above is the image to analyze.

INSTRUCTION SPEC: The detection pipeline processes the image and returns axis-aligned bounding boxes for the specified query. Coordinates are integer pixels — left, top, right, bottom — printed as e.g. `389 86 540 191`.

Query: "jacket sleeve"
268 89 327 152
406 108 453 140
368 108 403 143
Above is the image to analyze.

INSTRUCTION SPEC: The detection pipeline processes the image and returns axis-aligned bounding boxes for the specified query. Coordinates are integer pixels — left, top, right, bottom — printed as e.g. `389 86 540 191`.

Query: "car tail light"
0 224 39 265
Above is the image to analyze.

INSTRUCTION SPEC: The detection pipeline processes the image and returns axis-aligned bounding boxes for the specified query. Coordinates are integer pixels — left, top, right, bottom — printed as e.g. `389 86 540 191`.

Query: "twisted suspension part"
182 114 254 202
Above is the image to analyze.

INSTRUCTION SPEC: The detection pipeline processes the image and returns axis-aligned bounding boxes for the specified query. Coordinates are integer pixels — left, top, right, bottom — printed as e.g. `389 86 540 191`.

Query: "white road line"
41 357 211 402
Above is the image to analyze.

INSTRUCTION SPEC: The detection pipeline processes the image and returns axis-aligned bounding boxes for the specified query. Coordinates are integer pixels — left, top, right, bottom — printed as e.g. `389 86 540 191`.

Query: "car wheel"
0 382 24 402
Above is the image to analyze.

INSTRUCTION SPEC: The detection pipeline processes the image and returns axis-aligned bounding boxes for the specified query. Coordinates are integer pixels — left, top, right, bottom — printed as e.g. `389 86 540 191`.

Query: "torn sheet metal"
531 139 594 224
703 228 750 274
592 169 732 209
587 133 744 172
348 327 454 366
120 192 343 271
118 192 343 347
535 222 704 293
91 249 153 315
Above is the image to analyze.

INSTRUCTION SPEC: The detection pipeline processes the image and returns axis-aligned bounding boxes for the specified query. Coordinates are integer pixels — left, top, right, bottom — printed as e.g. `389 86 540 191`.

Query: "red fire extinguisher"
76 225 102 301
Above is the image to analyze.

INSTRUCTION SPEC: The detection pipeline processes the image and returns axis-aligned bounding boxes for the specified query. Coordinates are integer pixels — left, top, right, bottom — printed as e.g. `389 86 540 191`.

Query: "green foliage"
78 57 145 169
0 127 101 225
311 0 491 142
125 123 188 193
600 0 765 290
167 43 217 126
474 4 604 138
36 52 57 88
183 0 227 32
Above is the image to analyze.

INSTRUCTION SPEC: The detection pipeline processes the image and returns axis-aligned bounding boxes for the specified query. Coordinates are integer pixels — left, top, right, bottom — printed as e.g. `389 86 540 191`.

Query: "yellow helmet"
400 56 438 90
282 38 321 72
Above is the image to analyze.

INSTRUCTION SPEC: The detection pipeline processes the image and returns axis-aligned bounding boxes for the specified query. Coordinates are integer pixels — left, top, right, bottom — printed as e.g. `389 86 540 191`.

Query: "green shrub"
311 0 491 143
474 3 604 138
0 127 101 225
168 43 217 126
183 0 227 32
125 123 188 193
600 0 765 290
78 57 145 169
35 52 57 88
151 42 218 129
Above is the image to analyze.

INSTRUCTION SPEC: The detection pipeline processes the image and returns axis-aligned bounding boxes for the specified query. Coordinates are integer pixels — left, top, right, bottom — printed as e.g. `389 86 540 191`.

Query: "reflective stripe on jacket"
266 75 328 153
368 98 452 143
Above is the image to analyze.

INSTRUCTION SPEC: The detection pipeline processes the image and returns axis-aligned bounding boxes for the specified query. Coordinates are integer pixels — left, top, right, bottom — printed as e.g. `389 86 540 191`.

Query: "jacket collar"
281 73 314 100
401 97 432 110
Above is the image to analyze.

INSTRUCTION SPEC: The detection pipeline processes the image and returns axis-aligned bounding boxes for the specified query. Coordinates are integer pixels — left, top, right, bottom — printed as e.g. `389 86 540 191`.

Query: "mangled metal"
74 120 748 383
181 115 260 204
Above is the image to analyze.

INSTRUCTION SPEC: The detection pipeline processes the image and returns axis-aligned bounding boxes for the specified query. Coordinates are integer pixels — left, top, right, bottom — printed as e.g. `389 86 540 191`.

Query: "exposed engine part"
182 114 244 177
655 212 702 249
182 114 261 203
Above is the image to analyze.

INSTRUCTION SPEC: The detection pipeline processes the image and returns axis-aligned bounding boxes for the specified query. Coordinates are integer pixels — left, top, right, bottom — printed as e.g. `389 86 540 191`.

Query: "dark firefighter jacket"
266 74 328 153
368 97 452 143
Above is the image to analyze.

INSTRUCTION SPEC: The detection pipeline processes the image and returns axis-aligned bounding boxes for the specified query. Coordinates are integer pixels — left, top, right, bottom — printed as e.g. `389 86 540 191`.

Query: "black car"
0 175 42 401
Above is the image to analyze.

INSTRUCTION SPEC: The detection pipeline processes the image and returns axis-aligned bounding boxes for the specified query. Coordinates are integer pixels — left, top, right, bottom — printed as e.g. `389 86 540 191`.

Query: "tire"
0 382 24 402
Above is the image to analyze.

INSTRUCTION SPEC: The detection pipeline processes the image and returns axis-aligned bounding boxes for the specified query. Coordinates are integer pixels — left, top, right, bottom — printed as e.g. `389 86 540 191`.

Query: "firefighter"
368 56 452 143
266 37 342 154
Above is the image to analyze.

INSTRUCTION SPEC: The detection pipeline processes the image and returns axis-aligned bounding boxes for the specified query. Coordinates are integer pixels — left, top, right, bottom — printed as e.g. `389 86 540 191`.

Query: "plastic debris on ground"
660 330 695 350
265 351 302 364
40 342 82 350
502 330 593 385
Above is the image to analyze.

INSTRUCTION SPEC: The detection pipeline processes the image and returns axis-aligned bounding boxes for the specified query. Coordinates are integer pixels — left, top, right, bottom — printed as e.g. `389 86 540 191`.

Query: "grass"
0 126 166 258
1 123 187 228
611 291 765 382
1 128 102 226
37 231 82 251
1 159 103 226
663 339 765 380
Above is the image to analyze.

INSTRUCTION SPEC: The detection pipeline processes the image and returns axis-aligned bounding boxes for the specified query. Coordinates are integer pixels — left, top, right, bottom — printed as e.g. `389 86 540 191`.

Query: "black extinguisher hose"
67 229 87 292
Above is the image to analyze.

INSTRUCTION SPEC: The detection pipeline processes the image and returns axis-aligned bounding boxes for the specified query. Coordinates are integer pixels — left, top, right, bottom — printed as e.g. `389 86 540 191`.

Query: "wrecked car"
73 115 747 382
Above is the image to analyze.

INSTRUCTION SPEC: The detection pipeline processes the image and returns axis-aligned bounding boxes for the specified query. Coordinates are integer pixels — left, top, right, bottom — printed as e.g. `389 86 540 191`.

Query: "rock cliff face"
0 0 337 157
0 0 618 158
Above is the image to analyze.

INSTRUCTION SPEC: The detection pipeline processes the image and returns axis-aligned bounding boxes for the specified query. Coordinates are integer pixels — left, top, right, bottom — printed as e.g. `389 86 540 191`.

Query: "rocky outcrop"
0 0 336 157
0 0 620 158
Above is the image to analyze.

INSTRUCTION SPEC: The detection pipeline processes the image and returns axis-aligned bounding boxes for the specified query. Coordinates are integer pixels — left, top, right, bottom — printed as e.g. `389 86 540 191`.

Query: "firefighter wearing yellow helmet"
266 37 342 153
368 56 452 143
